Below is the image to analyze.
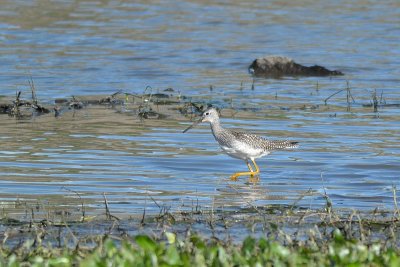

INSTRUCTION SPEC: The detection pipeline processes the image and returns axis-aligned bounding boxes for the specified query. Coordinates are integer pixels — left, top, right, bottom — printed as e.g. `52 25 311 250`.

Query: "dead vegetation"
0 81 210 122
1 183 398 252
1 79 399 124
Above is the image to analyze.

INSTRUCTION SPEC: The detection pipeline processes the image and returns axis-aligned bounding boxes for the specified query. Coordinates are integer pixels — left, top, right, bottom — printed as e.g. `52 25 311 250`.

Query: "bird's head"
183 107 220 133
200 108 219 123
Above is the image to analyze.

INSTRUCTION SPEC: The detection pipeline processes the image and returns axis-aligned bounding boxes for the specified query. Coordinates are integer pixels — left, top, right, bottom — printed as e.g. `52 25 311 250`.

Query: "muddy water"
0 1 399 219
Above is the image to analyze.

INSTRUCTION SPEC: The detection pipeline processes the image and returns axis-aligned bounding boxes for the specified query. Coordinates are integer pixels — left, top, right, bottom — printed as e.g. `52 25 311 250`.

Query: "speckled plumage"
183 107 298 180
205 109 298 161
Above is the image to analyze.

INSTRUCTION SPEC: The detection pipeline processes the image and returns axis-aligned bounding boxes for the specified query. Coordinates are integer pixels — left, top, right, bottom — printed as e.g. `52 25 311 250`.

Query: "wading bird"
183 108 298 181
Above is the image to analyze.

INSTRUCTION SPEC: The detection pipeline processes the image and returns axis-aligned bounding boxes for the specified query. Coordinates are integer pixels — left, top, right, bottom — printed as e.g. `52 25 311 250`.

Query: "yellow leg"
251 159 260 173
248 159 260 183
246 160 254 172
230 159 260 181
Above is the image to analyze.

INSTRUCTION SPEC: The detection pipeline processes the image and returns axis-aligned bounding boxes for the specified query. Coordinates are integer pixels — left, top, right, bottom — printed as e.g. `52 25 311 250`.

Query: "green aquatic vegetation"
0 230 399 266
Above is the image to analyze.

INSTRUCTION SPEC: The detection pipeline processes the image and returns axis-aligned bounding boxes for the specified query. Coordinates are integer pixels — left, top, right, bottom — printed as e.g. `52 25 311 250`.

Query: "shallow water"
0 0 399 219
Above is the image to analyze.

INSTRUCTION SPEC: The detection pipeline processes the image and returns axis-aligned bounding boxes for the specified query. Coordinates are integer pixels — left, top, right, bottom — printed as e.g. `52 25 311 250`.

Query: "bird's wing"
231 131 298 150
230 131 269 149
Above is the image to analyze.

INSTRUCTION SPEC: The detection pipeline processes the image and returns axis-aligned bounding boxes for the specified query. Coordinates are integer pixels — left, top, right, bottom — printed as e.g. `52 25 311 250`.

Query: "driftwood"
249 56 344 77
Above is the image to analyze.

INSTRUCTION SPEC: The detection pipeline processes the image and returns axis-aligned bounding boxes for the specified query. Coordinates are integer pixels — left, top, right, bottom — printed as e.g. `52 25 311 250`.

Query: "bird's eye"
205 112 209 115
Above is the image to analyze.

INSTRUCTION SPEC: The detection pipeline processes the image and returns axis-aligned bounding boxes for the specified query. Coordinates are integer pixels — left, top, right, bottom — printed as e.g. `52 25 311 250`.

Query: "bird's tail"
269 140 299 150
286 141 299 149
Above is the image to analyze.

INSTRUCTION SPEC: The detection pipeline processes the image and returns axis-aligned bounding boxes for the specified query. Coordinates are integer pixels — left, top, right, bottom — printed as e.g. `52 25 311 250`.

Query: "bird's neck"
210 119 224 135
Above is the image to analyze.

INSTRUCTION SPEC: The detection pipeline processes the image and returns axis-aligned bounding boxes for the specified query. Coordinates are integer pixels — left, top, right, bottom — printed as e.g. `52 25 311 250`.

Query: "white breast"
220 141 270 160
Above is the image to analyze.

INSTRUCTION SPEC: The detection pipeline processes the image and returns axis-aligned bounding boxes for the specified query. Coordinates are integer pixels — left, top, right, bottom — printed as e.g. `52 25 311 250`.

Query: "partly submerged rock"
249 56 344 77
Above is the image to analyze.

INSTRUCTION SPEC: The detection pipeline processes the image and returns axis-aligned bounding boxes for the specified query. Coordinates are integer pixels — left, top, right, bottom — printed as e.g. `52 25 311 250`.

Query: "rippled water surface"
0 0 399 218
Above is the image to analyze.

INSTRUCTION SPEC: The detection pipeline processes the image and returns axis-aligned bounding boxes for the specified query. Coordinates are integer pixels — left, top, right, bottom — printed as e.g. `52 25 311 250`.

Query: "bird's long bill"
183 118 202 133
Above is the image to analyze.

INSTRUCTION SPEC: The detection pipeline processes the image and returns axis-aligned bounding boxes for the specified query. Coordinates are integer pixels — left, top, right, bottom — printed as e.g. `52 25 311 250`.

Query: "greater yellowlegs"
183 108 298 181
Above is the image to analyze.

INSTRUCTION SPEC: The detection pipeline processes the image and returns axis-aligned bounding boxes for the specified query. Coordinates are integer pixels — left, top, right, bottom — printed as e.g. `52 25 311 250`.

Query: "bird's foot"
230 171 259 181
230 174 239 181
248 175 260 183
